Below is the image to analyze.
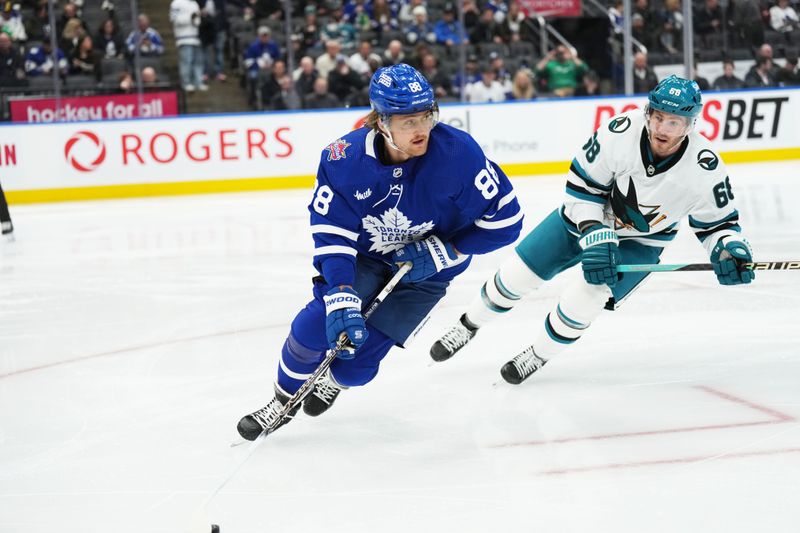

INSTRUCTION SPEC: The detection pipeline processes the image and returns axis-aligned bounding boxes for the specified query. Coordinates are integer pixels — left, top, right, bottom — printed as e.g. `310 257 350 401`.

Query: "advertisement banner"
1 88 798 203
518 0 582 17
9 91 179 123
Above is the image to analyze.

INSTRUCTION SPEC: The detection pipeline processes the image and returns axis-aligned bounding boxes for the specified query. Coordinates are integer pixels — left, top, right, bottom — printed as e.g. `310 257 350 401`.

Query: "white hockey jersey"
562 110 744 255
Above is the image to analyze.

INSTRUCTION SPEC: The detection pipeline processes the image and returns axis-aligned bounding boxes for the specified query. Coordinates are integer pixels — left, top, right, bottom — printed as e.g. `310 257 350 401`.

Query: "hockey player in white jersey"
429 75 755 384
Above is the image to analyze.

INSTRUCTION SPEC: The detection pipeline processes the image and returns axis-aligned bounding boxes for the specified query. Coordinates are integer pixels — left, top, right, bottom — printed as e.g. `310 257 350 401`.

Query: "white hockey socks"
534 280 610 360
464 253 545 328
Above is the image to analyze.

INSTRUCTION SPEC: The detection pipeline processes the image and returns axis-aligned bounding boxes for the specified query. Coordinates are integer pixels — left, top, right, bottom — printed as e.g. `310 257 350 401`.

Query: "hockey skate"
237 384 299 440
429 314 478 362
303 368 346 417
500 346 547 385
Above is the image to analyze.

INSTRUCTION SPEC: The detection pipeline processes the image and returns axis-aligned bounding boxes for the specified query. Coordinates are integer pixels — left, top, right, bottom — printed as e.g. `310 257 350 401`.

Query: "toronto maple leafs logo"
325 139 351 161
362 208 434 254
610 179 666 232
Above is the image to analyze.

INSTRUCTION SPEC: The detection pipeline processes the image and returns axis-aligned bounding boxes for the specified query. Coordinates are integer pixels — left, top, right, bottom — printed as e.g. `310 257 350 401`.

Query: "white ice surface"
1 162 799 533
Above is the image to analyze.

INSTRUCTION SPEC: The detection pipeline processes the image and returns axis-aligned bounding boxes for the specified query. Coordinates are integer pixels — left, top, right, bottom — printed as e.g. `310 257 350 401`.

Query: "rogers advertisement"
9 91 179 123
0 88 797 202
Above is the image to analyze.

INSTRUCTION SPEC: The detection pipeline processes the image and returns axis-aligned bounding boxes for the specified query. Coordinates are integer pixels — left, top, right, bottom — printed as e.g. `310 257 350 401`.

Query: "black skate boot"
500 346 547 385
237 384 299 440
429 314 479 362
303 369 346 417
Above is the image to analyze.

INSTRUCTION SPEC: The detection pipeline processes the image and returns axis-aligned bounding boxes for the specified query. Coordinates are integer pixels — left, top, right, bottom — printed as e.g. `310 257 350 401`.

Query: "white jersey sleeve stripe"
279 357 313 380
474 211 524 229
314 245 358 257
311 224 360 241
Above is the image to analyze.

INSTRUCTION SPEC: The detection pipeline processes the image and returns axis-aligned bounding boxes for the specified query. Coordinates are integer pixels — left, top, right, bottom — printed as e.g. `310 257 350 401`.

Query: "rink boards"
0 87 798 204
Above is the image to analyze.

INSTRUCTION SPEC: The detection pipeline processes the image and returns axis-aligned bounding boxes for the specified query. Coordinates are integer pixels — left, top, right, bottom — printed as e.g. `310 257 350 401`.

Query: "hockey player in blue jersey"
429 75 755 384
237 63 524 440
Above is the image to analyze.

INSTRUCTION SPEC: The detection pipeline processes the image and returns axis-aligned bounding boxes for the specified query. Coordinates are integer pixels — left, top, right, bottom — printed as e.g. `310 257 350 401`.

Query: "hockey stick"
260 260 412 436
617 261 800 273
188 263 412 533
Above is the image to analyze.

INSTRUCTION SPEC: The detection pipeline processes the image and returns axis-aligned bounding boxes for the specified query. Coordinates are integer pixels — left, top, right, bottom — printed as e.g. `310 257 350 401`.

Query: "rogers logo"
65 130 107 172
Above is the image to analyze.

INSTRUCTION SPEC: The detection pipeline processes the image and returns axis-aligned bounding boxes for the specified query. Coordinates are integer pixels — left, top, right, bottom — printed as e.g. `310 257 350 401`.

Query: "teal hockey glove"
578 224 621 287
710 237 755 286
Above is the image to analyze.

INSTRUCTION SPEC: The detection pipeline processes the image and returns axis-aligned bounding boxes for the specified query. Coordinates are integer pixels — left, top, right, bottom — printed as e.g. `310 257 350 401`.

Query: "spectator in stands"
292 55 318 96
405 5 436 45
632 51 658 93
694 0 723 47
118 70 133 92
535 44 587 97
633 0 656 36
770 0 799 43
0 30 26 86
383 39 405 65
126 14 164 57
470 8 500 44
745 56 778 87
656 0 683 55
303 76 340 109
728 0 764 49
776 53 800 86
609 0 624 35
453 53 481 96
261 58 286 104
371 0 399 38
692 61 710 91
510 68 535 100
489 51 512 88
328 54 365 103
24 38 68 77
56 2 84 44
270 74 302 110
1 2 26 42
712 59 745 90
398 0 425 27
24 2 50 42
575 69 601 96
69 34 101 82
435 4 468 49
461 0 481 32
465 63 506 103
61 17 89 56
314 39 340 79
141 66 158 85
631 13 654 52
349 39 381 76
407 42 431 70
204 0 229 82
296 6 321 56
244 27 278 108
496 1 536 44
746 43 780 79
322 5 357 49
95 19 124 59
253 0 283 21
419 52 452 97
171 0 207 92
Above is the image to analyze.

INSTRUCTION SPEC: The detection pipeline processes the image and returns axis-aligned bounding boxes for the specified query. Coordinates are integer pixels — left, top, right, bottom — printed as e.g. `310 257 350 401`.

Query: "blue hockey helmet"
369 64 437 117
647 75 703 119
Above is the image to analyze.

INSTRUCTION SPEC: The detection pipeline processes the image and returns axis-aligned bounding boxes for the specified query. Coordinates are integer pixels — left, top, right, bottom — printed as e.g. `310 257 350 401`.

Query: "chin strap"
378 119 412 157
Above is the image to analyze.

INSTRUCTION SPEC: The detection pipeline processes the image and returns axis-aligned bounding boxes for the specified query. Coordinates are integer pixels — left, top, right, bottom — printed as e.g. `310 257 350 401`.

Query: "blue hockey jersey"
309 122 524 286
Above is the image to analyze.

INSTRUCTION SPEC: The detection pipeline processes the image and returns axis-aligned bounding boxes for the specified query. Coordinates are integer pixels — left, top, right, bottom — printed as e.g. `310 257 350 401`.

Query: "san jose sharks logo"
610 179 666 232
697 149 719 171
325 139 351 161
608 116 631 133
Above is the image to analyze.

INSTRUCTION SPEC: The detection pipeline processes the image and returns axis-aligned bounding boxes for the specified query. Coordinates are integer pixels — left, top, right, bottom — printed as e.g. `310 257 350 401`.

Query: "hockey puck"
211 525 220 533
